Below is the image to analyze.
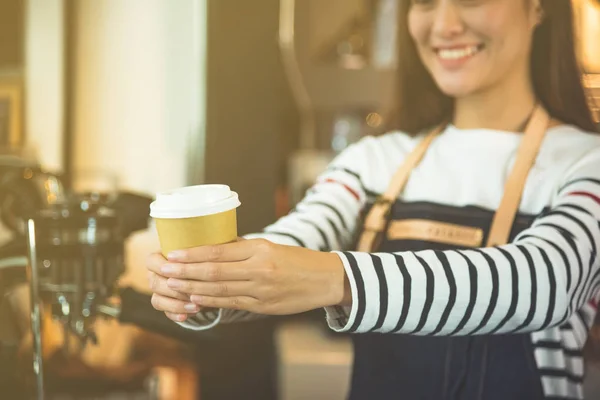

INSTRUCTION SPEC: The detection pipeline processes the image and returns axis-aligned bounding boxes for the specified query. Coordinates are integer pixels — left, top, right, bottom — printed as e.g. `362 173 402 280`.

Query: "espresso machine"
25 194 126 398
0 155 209 399
0 156 129 398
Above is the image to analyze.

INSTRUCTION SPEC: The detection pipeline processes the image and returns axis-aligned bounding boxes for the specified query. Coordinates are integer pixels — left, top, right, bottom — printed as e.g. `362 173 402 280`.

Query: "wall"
69 0 297 234
72 0 205 195
204 0 298 234
0 0 24 68
24 0 65 171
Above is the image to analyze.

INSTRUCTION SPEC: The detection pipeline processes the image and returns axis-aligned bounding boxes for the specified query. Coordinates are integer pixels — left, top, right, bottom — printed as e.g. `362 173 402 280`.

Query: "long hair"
390 0 598 134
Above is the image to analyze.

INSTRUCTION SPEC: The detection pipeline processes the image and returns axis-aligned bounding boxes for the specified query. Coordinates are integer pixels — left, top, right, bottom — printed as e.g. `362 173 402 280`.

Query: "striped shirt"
181 124 600 399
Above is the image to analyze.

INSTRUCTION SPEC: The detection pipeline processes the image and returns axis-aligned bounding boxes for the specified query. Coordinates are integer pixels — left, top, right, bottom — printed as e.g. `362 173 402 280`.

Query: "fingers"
190 295 258 312
166 238 270 263
166 279 255 297
147 252 168 275
151 293 200 315
158 261 252 281
147 252 199 323
147 271 190 301
165 312 188 322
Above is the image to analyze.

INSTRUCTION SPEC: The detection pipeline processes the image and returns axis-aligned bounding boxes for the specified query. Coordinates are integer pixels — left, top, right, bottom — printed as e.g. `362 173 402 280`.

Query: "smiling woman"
409 0 537 100
147 1 600 399
392 0 597 135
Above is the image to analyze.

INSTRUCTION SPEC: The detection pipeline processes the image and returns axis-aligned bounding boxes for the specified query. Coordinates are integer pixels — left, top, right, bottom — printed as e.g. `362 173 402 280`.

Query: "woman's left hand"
147 239 349 315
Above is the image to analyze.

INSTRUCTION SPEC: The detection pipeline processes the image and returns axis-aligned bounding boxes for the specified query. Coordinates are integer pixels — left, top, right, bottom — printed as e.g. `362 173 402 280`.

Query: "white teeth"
438 46 480 60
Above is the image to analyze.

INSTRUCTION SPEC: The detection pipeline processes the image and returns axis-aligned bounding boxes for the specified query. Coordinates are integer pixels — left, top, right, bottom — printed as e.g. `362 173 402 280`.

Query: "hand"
156 239 350 315
146 253 201 322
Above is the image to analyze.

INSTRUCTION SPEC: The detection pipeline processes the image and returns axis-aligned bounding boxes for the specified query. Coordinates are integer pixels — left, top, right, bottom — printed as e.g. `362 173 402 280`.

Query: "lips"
437 44 483 60
433 44 484 69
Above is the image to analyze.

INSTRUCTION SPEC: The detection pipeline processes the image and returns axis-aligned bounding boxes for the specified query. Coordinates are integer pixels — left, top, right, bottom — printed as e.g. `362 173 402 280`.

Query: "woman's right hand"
146 252 201 322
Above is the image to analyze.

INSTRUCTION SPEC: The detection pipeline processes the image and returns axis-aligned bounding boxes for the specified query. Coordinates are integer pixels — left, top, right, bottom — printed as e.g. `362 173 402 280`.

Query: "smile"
435 44 484 61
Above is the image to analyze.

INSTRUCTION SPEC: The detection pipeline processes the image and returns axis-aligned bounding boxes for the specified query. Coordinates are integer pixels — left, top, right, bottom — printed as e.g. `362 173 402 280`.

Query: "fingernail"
167 279 182 289
190 295 203 304
168 250 186 261
184 303 199 312
160 264 176 274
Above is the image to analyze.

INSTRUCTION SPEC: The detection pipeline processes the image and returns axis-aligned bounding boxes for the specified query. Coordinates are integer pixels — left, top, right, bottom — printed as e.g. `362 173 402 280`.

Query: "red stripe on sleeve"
567 191 600 206
323 178 360 201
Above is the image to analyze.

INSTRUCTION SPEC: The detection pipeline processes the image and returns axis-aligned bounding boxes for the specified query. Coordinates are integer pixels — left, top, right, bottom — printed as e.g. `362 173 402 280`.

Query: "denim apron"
348 106 550 400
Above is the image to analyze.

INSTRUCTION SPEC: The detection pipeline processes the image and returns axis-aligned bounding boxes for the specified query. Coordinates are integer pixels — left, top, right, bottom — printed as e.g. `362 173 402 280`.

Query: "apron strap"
485 105 549 246
357 104 550 253
356 124 446 252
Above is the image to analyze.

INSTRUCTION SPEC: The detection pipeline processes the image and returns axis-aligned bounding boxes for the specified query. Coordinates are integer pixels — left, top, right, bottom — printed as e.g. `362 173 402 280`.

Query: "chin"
433 78 477 99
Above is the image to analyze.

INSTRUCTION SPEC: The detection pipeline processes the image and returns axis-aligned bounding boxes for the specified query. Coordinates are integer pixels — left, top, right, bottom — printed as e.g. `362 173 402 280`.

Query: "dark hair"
390 0 598 135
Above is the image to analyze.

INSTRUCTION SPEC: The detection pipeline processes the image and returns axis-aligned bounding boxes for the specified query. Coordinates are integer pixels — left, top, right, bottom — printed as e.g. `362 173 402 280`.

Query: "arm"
172 139 373 330
327 150 600 335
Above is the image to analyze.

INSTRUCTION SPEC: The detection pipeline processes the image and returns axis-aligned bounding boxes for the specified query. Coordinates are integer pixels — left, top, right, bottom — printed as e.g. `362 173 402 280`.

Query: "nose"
431 0 465 38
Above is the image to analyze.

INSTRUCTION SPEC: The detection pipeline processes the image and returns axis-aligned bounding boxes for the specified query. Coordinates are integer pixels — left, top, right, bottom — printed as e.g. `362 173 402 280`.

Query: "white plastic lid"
150 184 240 219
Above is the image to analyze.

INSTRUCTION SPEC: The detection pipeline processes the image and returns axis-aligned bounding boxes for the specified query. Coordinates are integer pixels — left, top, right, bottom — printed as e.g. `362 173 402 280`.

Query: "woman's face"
408 0 541 98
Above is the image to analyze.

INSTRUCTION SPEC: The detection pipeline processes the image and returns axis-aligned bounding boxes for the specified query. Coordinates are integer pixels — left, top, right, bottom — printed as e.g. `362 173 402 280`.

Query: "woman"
147 0 600 399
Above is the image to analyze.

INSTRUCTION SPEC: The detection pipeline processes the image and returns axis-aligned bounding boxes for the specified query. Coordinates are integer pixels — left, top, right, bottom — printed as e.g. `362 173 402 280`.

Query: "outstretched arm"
157 149 600 335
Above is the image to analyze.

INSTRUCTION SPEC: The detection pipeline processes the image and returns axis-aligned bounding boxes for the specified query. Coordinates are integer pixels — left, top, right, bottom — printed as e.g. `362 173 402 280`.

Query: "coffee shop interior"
0 0 599 399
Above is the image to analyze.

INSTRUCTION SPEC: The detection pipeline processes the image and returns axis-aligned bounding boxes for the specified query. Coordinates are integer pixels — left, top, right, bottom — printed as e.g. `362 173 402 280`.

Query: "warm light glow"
577 0 600 73
366 112 383 128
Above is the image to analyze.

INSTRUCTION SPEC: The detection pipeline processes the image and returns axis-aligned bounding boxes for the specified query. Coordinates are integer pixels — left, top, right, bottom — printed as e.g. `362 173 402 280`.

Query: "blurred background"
0 0 598 399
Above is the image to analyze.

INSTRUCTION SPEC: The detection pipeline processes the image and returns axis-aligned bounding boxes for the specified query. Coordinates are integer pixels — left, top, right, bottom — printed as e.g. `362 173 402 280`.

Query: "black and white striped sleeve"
177 138 375 330
326 151 600 335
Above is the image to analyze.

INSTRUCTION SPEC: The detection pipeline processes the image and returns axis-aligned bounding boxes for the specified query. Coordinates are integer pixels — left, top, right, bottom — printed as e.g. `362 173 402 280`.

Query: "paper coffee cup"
150 185 241 257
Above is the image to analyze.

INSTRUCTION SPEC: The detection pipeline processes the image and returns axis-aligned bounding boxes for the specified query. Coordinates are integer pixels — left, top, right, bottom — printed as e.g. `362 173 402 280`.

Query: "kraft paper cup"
150 185 241 257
